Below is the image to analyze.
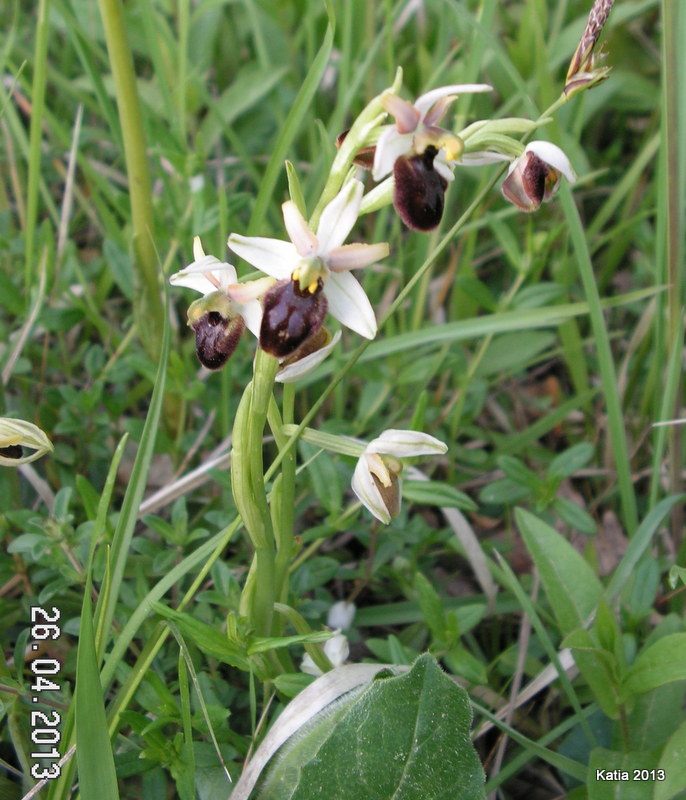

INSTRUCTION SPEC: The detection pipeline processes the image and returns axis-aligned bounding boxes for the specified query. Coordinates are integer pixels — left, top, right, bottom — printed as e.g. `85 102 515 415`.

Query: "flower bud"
565 0 614 97
393 145 448 231
187 291 245 370
351 429 448 524
501 142 576 212
327 601 356 631
259 277 328 358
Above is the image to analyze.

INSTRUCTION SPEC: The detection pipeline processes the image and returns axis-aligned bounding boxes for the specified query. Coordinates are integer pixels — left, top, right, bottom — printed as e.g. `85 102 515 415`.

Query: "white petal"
238 299 263 339
227 233 297 279
170 256 238 295
327 601 356 631
367 429 448 457
525 141 577 183
300 653 323 676
325 272 377 339
327 242 389 272
459 151 513 166
351 454 392 524
323 633 349 667
372 128 413 181
192 236 206 261
276 330 341 383
316 180 364 252
433 153 456 184
414 84 492 118
283 201 318 256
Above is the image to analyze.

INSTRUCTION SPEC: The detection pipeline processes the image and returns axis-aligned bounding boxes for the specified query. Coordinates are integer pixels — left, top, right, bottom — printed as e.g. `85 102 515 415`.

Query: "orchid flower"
352 430 448 524
501 141 577 212
0 418 53 467
372 84 493 230
228 180 388 357
169 238 266 369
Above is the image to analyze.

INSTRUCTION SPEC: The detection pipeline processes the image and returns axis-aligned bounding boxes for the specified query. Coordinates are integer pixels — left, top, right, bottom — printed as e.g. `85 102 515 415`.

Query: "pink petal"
381 94 421 133
327 242 390 272
422 94 457 127
282 201 318 257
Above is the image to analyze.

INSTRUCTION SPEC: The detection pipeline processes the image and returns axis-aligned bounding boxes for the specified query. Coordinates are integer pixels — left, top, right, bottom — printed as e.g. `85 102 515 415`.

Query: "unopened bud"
565 0 614 96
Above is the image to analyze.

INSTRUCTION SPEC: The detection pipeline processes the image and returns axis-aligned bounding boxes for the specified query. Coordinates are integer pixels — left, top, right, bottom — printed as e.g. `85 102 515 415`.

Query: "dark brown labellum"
190 310 244 370
393 145 448 231
0 444 23 459
520 152 548 208
260 278 327 358
371 471 401 519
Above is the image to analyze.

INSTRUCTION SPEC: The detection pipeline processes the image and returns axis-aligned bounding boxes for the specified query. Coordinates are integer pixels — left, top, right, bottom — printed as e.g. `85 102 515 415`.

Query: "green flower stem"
232 349 279 635
97 0 164 358
267 397 296 604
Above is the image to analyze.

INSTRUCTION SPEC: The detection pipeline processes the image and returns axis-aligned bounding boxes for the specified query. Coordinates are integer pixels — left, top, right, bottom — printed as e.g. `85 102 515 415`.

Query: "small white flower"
0 418 53 467
372 83 493 183
300 632 350 676
327 600 356 631
228 180 388 342
169 237 264 338
501 141 577 212
351 430 448 524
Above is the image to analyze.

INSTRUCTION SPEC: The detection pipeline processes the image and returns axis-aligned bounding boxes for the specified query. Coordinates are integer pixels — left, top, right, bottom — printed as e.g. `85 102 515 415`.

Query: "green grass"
1 0 683 798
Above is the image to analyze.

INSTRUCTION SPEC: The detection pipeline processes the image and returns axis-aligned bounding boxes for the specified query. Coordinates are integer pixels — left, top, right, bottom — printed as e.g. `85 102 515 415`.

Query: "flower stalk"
231 350 279 635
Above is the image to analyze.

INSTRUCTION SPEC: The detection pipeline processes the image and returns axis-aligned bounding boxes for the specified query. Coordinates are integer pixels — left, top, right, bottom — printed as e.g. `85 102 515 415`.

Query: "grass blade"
75 576 119 800
559 185 639 534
